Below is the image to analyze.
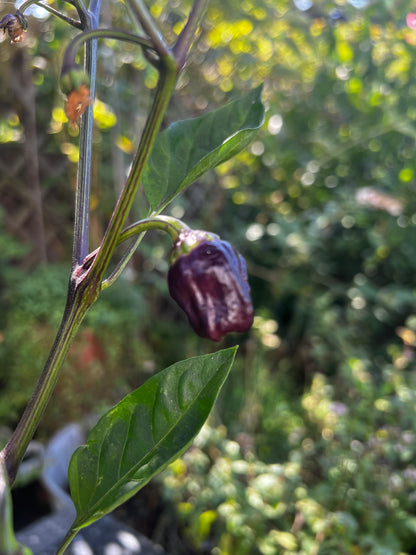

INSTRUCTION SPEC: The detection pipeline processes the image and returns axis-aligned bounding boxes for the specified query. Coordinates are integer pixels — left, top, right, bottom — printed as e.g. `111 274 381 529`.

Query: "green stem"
125 0 170 58
18 0 84 28
56 528 79 555
173 0 210 70
72 9 97 266
88 55 178 284
70 0 105 267
0 463 17 554
62 29 154 77
102 216 191 289
68 0 90 29
101 233 145 291
0 282 95 485
119 215 189 243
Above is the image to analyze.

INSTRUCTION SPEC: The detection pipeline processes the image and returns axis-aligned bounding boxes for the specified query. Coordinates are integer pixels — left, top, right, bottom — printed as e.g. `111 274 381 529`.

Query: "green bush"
157 359 416 555
0 258 155 432
2 0 416 550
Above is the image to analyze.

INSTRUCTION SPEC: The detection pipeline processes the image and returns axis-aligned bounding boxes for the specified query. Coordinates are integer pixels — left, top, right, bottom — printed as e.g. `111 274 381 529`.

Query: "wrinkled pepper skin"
168 231 254 341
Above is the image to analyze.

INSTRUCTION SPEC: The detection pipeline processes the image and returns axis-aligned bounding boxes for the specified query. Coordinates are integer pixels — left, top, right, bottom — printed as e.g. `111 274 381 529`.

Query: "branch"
102 216 191 289
124 0 170 59
18 0 85 29
173 0 210 70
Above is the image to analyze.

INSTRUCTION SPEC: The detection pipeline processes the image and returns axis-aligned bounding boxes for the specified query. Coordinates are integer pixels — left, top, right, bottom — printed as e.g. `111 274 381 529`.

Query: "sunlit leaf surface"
142 85 264 211
68 347 237 530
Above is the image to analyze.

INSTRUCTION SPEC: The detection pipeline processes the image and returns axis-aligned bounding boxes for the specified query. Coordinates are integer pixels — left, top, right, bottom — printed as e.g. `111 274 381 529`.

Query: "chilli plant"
0 0 264 553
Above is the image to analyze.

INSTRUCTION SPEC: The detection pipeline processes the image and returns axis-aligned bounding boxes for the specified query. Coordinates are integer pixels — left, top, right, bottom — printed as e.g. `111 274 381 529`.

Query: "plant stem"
0 462 18 554
66 0 90 29
18 0 84 28
62 29 154 72
88 55 178 283
0 282 95 485
125 0 170 58
72 3 98 266
102 216 191 289
56 528 79 555
119 215 190 243
173 0 210 70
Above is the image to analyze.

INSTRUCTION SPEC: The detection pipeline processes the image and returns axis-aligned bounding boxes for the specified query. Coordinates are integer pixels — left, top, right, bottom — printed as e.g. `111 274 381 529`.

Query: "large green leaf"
67 347 237 531
143 85 264 211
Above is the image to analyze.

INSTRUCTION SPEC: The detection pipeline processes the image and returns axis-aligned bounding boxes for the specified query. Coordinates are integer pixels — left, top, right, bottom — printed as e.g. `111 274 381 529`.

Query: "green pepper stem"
124 0 170 59
87 55 178 286
56 528 79 555
18 0 84 28
173 0 210 70
119 215 190 243
72 5 99 266
62 29 154 78
102 216 191 290
0 282 95 485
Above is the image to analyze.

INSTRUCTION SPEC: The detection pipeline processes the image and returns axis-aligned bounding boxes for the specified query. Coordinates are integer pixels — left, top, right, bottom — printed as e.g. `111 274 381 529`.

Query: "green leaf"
143 85 265 211
67 347 237 531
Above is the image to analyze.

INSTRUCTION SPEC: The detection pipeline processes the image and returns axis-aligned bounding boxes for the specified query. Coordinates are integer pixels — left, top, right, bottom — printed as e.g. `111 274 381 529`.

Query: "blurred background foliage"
1 0 416 552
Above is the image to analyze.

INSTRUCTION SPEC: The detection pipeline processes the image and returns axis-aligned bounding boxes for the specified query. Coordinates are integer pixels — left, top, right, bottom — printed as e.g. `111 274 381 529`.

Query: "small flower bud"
0 11 28 44
168 230 254 342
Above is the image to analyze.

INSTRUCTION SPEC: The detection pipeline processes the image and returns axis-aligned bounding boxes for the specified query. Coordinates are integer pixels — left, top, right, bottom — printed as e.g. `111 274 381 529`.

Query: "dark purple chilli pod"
168 229 254 341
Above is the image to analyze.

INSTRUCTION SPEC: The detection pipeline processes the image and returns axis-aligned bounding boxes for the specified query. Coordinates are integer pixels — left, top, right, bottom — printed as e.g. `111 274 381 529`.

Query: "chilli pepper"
168 229 254 341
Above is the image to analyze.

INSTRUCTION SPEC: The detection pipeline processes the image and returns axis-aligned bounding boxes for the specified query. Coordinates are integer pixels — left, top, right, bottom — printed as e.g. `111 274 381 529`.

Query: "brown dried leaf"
65 84 92 128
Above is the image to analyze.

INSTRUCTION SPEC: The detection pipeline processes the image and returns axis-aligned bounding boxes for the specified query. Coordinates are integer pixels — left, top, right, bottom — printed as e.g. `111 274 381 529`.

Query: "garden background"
1 0 416 553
